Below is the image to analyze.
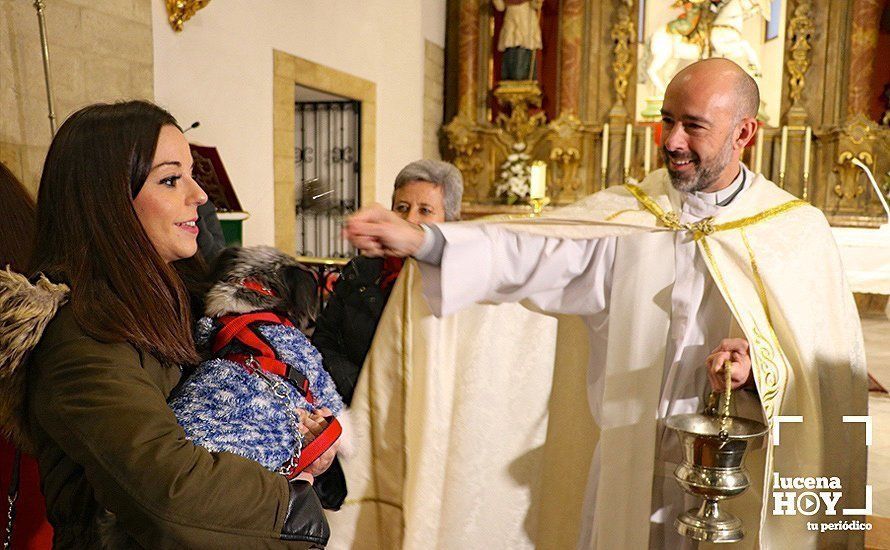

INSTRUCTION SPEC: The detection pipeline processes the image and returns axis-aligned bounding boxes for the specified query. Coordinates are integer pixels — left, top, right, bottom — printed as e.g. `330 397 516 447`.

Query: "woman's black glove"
281 479 330 547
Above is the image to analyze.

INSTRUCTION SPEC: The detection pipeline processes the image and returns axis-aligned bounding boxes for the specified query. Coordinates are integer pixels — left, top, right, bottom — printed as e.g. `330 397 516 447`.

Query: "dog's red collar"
240 278 277 297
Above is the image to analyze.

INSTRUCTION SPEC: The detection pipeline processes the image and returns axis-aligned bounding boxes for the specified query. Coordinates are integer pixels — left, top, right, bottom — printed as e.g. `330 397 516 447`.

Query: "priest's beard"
663 137 733 193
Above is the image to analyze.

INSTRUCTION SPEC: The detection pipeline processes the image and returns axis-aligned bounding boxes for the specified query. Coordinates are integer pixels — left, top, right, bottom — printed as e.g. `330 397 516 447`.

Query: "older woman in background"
312 159 463 405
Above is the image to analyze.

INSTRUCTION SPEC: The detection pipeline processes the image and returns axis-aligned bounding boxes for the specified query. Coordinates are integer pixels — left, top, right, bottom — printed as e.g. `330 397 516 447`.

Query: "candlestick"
779 126 788 188
623 124 633 181
529 161 547 199
754 126 764 174
644 125 652 175
529 196 551 217
601 123 610 187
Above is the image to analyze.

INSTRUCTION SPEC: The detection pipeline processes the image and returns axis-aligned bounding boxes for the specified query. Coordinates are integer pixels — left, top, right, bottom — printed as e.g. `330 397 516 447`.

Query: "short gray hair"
392 159 463 221
735 70 760 122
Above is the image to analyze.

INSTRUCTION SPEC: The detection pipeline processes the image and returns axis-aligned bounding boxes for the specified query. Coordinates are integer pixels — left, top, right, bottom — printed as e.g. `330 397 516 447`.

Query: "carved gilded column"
547 113 583 200
826 0 886 219
457 0 480 117
609 0 636 122
447 0 486 198
558 0 584 116
784 0 814 125
847 0 882 117
444 115 485 199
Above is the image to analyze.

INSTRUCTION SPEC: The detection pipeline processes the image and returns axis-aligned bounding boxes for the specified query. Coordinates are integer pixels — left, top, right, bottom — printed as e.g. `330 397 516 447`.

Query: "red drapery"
0 438 52 549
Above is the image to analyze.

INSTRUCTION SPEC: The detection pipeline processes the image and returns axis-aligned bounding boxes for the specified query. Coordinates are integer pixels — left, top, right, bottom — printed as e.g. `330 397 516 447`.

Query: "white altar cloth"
831 225 890 295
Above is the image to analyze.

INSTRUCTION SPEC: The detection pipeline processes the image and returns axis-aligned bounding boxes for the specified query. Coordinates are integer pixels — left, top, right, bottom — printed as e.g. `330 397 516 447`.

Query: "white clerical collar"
693 163 750 207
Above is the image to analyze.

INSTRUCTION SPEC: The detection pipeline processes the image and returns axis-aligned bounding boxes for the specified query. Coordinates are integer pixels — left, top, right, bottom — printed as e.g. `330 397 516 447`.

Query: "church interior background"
2 0 890 546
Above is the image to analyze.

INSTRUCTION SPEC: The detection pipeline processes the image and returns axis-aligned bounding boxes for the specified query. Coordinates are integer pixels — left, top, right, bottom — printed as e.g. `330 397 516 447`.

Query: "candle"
601 123 610 186
624 123 633 173
779 126 788 188
802 126 812 201
529 161 547 199
754 126 764 173
802 126 812 179
644 125 652 174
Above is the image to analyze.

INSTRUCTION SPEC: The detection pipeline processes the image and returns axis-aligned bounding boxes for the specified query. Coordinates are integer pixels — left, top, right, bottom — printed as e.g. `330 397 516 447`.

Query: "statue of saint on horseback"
645 0 770 97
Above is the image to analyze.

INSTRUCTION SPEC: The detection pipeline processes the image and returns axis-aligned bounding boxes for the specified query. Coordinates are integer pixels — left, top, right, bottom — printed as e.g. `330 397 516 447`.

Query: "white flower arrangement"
495 142 532 204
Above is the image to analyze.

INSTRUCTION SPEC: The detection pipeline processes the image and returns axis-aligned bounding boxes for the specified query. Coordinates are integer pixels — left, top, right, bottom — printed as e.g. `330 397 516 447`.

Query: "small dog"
168 245 345 479
97 247 346 546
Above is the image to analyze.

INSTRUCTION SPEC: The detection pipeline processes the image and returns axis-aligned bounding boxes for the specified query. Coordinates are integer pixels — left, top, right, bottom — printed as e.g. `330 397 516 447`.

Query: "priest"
343 59 867 549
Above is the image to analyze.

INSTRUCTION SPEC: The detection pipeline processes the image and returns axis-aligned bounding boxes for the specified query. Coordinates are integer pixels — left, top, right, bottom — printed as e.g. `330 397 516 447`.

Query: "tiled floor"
863 316 890 517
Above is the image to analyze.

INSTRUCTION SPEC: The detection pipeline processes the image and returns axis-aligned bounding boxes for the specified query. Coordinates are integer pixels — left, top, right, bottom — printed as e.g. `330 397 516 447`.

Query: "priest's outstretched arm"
344 204 613 317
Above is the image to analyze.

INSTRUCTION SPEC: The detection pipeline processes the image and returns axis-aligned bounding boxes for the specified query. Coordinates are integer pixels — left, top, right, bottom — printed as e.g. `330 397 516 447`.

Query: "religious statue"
493 0 544 81
646 0 769 96
665 0 709 41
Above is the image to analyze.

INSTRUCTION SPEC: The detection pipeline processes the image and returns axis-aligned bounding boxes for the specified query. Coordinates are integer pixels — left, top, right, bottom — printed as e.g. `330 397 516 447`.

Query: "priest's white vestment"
326 168 867 550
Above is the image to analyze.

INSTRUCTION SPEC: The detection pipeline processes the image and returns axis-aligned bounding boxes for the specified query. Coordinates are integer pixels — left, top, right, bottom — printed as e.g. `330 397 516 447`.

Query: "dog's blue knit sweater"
168 317 344 471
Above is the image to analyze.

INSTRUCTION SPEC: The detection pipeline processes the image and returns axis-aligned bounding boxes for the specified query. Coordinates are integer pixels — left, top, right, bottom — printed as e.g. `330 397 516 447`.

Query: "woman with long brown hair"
0 101 330 548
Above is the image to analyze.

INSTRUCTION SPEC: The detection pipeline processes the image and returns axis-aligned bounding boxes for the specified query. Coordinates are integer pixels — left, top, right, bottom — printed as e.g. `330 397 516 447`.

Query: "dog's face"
276 263 317 332
204 246 318 333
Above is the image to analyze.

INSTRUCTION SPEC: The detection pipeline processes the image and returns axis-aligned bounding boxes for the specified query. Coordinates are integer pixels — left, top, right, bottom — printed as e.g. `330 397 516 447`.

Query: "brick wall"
0 0 153 194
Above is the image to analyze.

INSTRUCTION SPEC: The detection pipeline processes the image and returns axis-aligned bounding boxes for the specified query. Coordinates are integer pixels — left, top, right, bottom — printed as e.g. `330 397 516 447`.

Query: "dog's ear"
281 264 318 333
208 246 242 283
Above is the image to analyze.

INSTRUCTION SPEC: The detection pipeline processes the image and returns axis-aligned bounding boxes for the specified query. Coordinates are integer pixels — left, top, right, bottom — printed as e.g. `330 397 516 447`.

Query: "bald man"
344 59 866 549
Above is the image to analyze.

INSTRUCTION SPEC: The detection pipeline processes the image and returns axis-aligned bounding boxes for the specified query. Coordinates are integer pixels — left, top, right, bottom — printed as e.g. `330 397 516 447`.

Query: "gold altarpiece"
442 0 890 226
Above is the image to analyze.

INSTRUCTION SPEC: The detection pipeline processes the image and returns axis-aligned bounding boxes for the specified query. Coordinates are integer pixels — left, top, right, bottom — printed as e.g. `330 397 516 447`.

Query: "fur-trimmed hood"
0 268 69 450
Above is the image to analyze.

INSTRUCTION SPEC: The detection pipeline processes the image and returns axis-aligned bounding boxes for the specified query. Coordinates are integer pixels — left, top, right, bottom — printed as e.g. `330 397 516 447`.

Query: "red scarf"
379 257 404 292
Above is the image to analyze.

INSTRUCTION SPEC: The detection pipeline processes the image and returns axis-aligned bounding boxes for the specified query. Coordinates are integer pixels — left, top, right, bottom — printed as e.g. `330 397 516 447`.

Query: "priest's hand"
343 204 426 257
706 338 755 391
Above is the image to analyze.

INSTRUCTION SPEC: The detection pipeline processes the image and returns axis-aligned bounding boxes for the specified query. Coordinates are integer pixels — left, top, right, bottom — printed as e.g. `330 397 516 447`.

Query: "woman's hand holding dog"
297 408 339 477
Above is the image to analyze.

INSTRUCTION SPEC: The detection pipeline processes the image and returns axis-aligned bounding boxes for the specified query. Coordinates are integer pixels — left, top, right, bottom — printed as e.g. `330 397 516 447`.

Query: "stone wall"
423 40 444 160
0 0 153 195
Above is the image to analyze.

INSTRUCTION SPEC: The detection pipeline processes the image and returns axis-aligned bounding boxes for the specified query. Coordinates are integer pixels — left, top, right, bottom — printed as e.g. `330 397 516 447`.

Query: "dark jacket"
0 271 326 549
311 256 393 406
196 200 226 264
